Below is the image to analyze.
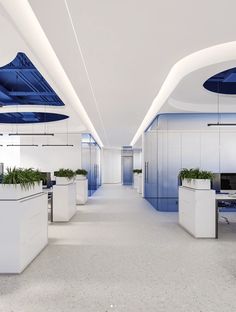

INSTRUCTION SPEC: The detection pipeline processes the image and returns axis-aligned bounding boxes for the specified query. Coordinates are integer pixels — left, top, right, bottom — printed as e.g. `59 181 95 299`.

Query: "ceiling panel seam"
64 0 109 146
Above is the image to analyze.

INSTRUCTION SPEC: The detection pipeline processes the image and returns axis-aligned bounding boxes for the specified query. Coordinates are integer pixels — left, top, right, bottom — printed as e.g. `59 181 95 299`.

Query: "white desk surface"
215 193 236 200
42 188 53 194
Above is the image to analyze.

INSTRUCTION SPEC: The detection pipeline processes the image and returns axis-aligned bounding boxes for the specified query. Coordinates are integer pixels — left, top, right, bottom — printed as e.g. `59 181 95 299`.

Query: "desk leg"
215 200 218 239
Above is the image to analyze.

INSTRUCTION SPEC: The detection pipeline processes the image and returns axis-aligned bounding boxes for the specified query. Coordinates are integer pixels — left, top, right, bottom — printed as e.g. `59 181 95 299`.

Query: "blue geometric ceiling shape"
0 52 64 106
203 67 236 94
0 112 68 123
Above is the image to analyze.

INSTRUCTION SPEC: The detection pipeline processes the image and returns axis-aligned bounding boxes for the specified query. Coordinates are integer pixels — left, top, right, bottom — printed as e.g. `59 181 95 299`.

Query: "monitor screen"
211 173 221 192
221 173 236 190
40 172 51 187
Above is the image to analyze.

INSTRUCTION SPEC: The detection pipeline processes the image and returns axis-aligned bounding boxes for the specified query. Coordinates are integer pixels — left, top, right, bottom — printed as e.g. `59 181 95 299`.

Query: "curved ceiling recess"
0 52 64 106
204 67 236 94
0 112 68 123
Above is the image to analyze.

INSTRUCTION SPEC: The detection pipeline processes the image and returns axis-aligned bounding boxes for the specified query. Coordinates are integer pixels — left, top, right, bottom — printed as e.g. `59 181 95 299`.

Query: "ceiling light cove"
0 52 64 106
0 112 68 123
204 67 236 94
130 42 236 146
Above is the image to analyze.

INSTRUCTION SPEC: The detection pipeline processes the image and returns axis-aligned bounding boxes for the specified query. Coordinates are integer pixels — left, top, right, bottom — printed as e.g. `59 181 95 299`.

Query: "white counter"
179 186 216 238
75 178 88 205
137 173 142 194
53 182 76 221
0 192 48 273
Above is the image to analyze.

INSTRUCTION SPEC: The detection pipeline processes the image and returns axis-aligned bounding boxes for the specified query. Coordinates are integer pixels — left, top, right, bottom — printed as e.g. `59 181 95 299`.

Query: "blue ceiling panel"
0 112 68 123
204 67 236 94
0 52 65 106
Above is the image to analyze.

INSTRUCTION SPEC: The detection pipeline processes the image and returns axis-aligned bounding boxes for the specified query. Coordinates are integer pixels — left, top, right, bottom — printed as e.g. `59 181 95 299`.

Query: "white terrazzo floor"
1 184 236 311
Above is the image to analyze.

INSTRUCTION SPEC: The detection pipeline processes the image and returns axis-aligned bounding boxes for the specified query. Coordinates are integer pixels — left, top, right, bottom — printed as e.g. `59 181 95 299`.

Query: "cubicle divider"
144 113 236 211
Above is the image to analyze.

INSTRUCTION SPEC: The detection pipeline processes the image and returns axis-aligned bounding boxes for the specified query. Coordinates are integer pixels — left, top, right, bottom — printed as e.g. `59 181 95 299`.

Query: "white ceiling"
2 0 236 147
169 61 236 113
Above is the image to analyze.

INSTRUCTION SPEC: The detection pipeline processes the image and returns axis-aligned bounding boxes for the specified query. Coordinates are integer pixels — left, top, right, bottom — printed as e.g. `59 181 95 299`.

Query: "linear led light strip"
42 144 74 147
64 0 109 146
208 123 236 127
5 144 74 147
7 144 39 147
8 133 54 136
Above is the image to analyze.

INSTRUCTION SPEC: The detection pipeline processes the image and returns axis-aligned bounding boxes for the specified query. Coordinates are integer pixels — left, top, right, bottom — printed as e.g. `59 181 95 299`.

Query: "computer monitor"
221 173 236 192
40 172 51 188
211 173 221 192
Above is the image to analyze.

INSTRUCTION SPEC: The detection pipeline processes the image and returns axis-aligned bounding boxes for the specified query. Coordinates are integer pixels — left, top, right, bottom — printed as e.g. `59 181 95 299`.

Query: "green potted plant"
0 167 43 199
179 168 213 190
54 168 76 185
133 169 142 174
75 169 88 180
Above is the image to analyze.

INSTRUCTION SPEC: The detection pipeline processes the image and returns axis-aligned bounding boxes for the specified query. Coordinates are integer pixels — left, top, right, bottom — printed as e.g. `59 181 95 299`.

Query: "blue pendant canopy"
204 67 236 94
0 52 64 106
0 112 68 123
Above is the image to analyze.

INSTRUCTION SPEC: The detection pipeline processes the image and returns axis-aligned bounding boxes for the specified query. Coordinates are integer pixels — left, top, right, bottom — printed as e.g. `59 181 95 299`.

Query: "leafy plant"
2 167 43 190
54 168 75 179
75 169 88 176
179 168 214 181
133 169 142 174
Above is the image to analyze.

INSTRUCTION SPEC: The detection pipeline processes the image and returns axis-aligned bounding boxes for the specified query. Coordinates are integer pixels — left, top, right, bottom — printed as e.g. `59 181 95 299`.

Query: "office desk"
215 194 236 238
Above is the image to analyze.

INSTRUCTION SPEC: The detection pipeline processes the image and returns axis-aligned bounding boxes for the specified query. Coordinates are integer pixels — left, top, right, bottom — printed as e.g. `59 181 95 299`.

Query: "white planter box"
0 192 48 273
137 173 142 194
0 181 42 200
179 186 216 238
55 177 74 185
133 173 138 189
75 178 88 205
76 174 86 180
53 182 76 221
182 179 211 190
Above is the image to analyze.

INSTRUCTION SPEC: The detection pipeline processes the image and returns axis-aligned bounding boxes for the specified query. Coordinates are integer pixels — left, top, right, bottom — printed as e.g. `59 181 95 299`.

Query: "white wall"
133 149 142 169
20 134 82 177
0 135 21 169
102 148 121 184
0 134 82 177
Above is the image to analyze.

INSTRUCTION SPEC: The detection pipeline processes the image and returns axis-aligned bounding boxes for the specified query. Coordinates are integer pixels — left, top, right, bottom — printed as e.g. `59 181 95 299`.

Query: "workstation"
179 172 236 239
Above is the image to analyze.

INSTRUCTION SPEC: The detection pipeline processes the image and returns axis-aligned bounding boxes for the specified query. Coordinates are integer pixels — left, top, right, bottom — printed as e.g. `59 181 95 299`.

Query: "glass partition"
122 147 133 185
81 134 101 196
144 113 236 211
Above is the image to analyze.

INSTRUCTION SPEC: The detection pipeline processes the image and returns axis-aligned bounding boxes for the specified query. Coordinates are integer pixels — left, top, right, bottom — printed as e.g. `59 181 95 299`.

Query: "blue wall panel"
122 156 133 185
122 147 133 185
144 113 236 212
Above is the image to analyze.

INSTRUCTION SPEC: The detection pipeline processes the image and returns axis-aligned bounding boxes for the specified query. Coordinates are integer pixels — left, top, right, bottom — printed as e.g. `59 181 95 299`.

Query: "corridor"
1 185 236 312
